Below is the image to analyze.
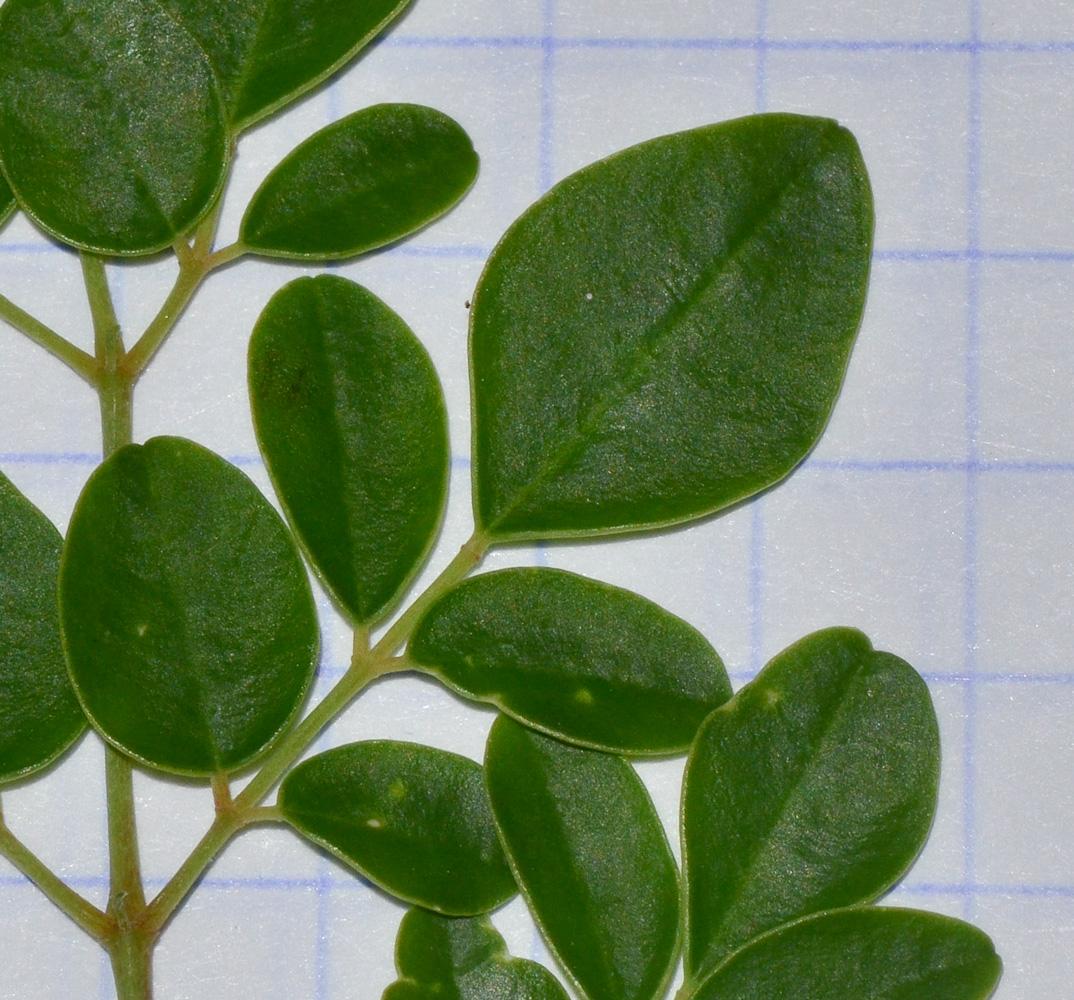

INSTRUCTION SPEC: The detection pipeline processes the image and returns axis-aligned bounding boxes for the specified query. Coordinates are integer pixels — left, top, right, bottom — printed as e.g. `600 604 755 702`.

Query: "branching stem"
0 288 98 383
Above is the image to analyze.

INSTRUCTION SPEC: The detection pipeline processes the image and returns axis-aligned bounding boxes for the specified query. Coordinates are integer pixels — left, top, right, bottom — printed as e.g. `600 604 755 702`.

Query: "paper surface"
0 0 1070 997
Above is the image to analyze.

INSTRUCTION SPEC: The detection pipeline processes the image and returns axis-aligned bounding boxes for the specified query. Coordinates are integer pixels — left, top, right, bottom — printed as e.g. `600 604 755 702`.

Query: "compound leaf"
410 567 730 754
384 907 570 1000
59 437 318 776
0 470 85 784
241 104 478 260
485 717 679 1000
160 0 413 131
470 113 873 541
250 275 448 626
690 907 1001 1000
0 0 228 255
682 628 939 978
280 741 516 915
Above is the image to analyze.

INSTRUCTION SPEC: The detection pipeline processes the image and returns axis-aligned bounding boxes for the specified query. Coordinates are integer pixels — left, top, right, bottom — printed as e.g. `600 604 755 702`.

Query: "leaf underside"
250 275 448 626
59 437 318 775
0 0 228 255
280 741 517 915
411 566 730 754
682 627 940 978
470 112 873 541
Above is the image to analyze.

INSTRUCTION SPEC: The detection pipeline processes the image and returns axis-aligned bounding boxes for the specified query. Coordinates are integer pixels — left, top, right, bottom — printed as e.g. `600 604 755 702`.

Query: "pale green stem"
0 793 111 940
82 254 132 453
0 288 98 383
142 536 489 935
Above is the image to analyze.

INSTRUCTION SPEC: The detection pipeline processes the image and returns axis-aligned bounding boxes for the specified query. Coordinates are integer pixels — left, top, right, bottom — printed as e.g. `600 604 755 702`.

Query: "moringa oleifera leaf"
384 907 570 1000
160 0 413 131
250 275 448 626
280 741 516 915
485 717 680 1000
59 437 318 776
0 176 15 228
681 628 940 978
241 104 478 260
689 907 1001 1000
0 0 228 256
410 567 730 754
470 113 873 541
0 470 85 783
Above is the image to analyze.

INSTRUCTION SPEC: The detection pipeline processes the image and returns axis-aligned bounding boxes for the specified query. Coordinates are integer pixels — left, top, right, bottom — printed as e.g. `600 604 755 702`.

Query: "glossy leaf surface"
411 567 730 753
682 628 939 978
160 0 412 130
60 437 317 775
0 470 85 783
250 275 448 625
691 907 1001 1000
0 176 14 227
280 741 516 915
241 104 478 260
384 907 569 1000
470 113 873 541
485 717 679 1000
0 0 228 255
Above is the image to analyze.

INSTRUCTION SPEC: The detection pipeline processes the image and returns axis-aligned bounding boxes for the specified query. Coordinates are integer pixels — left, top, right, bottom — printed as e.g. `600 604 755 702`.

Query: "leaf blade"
0 0 228 255
59 437 318 776
690 907 1001 1000
241 104 478 260
280 741 516 915
470 113 873 541
250 275 448 626
485 717 680 1000
410 567 730 753
682 628 940 977
0 470 85 783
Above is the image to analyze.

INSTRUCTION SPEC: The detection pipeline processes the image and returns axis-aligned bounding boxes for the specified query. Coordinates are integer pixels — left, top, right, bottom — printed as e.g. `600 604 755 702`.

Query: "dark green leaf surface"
280 741 516 914
470 113 873 541
0 470 85 783
241 104 478 260
250 275 448 625
160 0 412 130
59 437 317 776
485 717 680 1000
384 907 570 1000
682 628 939 978
690 907 1001 1000
410 567 730 753
0 0 228 255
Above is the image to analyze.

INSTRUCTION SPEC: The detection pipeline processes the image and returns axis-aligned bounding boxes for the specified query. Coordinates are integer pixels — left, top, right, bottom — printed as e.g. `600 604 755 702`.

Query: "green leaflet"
384 907 570 1000
470 113 873 541
160 0 413 131
59 437 318 776
0 0 228 256
0 175 14 228
279 741 516 915
249 275 448 626
485 717 680 1000
0 470 85 783
410 567 730 754
689 907 1001 1000
241 104 478 260
681 628 939 979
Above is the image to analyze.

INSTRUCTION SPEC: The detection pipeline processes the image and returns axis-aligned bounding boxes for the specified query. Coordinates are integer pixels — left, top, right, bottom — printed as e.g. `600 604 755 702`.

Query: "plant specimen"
0 1 1003 999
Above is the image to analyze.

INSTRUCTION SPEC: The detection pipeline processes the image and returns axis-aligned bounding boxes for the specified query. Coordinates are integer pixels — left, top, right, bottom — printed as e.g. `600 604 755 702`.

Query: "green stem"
82 254 132 453
0 288 98 383
0 794 111 940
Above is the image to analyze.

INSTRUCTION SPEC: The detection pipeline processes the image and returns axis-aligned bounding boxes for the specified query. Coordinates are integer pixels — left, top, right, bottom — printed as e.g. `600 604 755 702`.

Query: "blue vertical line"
961 0 983 924
754 0 769 112
538 0 556 193
748 501 765 677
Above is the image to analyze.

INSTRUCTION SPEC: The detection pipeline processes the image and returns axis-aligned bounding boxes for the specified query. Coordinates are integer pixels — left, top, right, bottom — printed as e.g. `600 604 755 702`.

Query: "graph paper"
0 0 1069 996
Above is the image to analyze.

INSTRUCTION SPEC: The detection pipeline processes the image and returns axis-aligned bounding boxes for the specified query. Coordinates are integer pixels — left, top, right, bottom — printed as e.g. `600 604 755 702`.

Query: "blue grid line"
754 0 769 112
